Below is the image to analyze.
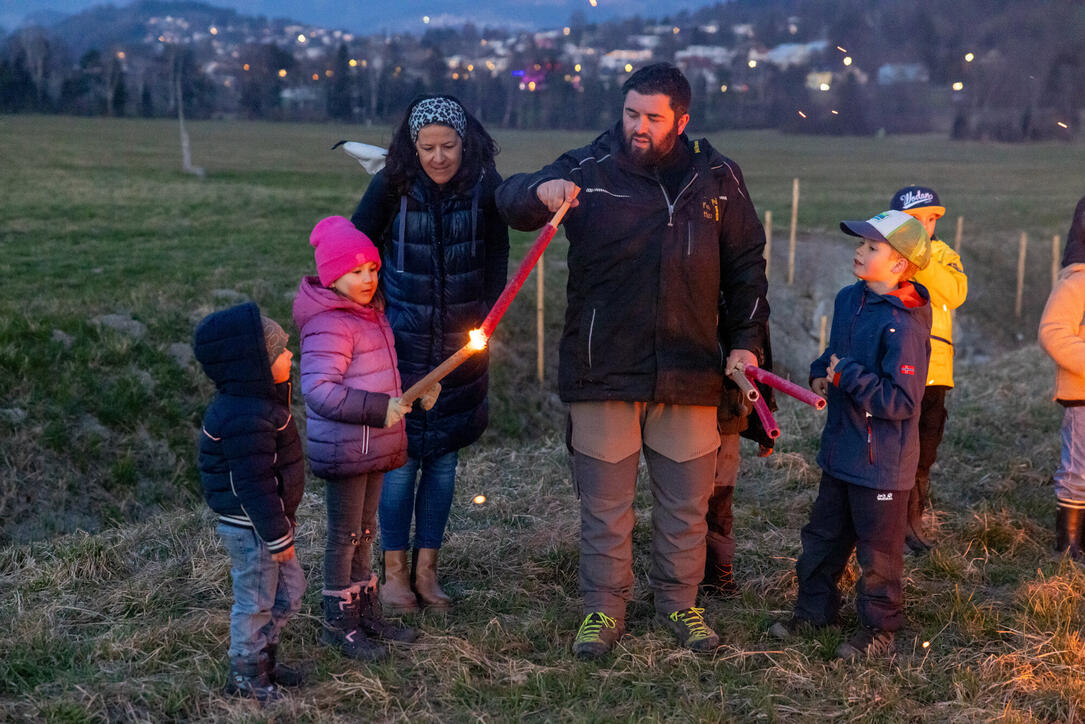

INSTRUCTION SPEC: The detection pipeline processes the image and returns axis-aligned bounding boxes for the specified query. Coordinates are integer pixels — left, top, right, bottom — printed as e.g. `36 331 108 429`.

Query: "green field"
2 114 1085 720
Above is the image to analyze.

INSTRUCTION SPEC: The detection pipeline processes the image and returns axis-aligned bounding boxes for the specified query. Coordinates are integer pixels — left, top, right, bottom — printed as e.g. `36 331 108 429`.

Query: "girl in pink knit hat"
293 215 440 662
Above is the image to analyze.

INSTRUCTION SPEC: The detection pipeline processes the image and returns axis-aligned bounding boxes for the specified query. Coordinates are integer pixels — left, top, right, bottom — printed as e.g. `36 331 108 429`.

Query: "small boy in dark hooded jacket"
194 302 306 702
769 211 932 660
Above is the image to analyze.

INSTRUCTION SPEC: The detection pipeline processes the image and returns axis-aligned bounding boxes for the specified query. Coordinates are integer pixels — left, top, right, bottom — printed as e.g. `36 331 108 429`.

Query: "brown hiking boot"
413 547 451 610
572 612 625 660
381 550 419 614
655 607 720 653
835 627 895 660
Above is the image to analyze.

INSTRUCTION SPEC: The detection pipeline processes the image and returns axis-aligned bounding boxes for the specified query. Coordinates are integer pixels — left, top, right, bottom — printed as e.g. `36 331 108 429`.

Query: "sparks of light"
797 110 807 118
922 641 930 648
589 0 598 6
952 81 964 91
1058 121 1069 129
831 109 839 115
964 52 975 62
843 56 853 66
748 59 758 69
473 494 487 505
836 45 847 53
468 329 488 350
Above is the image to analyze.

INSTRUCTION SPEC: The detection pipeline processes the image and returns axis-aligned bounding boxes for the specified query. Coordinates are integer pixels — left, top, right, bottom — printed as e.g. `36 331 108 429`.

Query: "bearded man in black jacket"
496 63 769 658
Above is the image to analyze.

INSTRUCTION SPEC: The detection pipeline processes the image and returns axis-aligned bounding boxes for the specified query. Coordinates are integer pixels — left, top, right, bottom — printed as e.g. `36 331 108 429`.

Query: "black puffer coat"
194 302 305 554
497 126 768 406
352 167 509 460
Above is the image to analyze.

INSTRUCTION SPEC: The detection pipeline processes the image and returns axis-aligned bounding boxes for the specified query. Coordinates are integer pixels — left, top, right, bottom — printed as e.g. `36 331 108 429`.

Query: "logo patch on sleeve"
900 364 915 376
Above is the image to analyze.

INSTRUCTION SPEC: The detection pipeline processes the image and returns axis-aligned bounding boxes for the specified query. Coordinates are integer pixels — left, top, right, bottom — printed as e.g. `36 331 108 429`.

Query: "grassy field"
2 114 1085 721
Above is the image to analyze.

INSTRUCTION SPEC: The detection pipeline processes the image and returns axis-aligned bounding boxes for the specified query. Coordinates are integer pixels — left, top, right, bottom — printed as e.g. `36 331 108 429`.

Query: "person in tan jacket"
891 187 968 553
1039 195 1085 558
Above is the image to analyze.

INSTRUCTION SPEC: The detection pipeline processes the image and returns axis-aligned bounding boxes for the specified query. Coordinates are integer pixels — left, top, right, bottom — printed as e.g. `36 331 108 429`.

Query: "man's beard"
624 122 679 167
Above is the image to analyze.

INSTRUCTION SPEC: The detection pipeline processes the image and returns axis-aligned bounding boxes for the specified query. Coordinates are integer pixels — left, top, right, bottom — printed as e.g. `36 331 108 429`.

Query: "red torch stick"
751 395 780 439
400 198 574 405
744 365 827 410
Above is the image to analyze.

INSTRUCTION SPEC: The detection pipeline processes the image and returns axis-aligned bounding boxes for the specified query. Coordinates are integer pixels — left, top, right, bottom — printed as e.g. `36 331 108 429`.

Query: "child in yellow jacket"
1039 195 1085 558
890 186 968 552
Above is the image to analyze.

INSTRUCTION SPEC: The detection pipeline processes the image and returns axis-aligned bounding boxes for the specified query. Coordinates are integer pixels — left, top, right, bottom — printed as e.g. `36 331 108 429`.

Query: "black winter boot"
1054 503 1085 559
905 475 934 554
263 643 305 687
357 586 418 643
224 651 281 702
321 591 387 661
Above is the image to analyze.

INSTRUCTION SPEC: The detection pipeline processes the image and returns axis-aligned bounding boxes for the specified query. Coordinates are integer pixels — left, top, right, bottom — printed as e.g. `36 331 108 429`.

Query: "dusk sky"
1 0 717 35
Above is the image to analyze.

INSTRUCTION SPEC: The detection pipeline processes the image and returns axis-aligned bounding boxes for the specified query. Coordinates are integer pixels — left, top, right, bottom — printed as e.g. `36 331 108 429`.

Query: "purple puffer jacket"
293 276 407 479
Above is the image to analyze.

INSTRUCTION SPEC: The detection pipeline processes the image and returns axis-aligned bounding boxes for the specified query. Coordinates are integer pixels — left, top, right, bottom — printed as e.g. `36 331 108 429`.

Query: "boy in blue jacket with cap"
769 211 932 660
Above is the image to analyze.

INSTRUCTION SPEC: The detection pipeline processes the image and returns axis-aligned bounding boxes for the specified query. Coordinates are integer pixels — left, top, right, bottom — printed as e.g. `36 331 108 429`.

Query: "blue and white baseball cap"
890 186 945 218
841 210 931 269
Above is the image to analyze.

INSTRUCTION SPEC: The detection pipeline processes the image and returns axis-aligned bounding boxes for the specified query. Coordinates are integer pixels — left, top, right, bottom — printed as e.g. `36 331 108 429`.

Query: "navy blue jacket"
496 125 768 405
811 281 932 491
352 167 509 460
194 303 305 554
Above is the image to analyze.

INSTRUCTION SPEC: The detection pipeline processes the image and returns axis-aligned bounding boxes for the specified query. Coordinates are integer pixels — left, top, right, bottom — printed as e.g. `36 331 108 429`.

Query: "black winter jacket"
496 125 768 405
351 167 510 460
194 303 305 554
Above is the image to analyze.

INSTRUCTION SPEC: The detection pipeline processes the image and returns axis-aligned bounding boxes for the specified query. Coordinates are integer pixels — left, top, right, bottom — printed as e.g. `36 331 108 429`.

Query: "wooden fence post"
818 314 827 353
1053 234 1061 290
1015 232 1028 318
954 216 964 254
788 178 799 285
764 210 773 281
536 252 545 384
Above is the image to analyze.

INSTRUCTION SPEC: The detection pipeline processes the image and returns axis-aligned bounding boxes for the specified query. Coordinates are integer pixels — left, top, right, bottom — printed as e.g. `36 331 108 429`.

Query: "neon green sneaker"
572 612 624 660
656 607 720 653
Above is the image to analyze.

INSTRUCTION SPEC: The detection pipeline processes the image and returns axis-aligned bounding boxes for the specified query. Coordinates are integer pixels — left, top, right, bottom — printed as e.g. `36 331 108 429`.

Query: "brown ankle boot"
413 548 451 610
380 550 419 614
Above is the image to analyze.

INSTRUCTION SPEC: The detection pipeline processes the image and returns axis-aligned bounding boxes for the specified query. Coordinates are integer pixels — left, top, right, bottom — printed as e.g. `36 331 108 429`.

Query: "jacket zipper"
687 220 693 256
587 307 597 369
866 413 874 464
657 172 699 227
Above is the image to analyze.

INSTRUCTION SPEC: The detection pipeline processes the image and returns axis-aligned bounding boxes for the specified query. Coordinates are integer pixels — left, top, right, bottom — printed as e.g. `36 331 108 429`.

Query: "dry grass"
3 115 1085 720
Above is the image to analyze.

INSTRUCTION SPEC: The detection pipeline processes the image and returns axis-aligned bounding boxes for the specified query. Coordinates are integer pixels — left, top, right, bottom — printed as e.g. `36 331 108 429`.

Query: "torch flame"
468 328 488 350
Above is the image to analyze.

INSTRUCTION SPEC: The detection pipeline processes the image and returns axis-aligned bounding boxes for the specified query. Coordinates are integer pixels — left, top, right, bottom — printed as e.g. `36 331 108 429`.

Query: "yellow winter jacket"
912 238 967 387
1039 264 1085 402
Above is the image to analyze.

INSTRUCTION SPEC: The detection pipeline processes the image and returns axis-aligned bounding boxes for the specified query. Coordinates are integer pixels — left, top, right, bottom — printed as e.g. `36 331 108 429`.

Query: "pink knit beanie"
310 216 381 286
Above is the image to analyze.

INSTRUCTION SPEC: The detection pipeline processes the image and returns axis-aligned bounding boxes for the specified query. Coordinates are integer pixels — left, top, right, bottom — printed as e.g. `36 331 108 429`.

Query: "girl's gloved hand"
384 397 411 427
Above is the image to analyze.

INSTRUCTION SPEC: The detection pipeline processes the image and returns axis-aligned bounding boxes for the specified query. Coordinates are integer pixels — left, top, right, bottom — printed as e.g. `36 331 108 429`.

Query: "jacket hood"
861 279 931 310
1061 196 1085 268
293 275 381 332
193 302 275 397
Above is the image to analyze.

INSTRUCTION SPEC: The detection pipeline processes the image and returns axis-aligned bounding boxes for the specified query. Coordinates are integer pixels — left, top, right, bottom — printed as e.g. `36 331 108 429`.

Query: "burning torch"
399 196 575 406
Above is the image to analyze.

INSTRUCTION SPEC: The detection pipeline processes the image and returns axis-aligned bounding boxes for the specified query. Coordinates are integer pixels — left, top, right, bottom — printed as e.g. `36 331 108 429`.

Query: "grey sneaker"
572 612 624 660
655 607 720 653
835 627 894 660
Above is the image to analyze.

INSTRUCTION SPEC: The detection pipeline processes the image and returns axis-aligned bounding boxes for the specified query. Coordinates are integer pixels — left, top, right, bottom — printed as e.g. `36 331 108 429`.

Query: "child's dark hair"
621 63 692 117
384 94 499 196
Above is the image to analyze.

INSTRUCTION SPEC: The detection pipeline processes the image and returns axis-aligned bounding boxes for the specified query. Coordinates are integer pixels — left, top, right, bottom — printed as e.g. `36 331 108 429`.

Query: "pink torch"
400 198 574 405
743 365 827 410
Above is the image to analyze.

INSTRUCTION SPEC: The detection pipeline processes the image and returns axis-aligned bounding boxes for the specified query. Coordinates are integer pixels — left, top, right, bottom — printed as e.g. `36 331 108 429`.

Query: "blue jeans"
379 451 459 550
1056 406 1085 503
217 523 306 658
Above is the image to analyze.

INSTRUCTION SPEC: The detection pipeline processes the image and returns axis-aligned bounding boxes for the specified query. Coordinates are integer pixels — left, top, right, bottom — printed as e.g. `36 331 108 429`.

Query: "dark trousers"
705 432 741 562
916 385 949 488
794 473 909 631
323 473 384 591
